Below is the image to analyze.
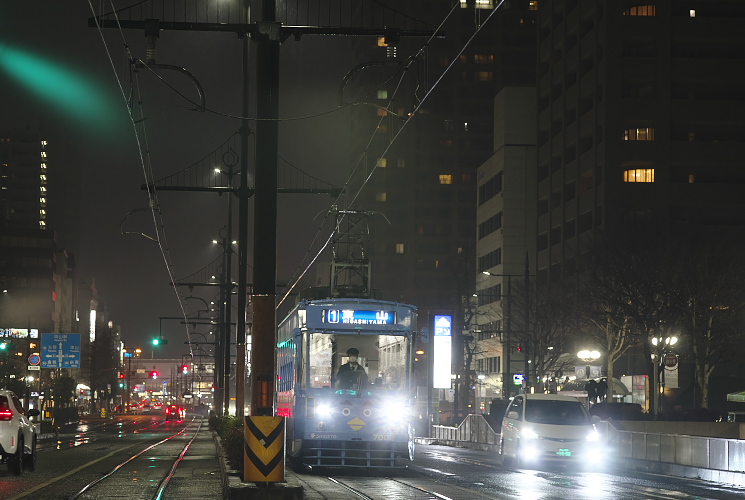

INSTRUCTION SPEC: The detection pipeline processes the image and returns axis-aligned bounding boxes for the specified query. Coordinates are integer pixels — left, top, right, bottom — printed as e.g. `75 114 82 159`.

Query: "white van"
500 393 604 467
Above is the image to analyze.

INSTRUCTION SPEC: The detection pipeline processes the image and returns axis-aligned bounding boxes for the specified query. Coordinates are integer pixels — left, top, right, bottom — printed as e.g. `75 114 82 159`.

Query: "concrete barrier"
424 415 745 487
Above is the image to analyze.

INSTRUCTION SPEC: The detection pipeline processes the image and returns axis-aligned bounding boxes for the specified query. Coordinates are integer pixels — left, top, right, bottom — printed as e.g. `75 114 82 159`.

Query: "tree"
674 233 745 408
576 247 640 403
49 375 77 408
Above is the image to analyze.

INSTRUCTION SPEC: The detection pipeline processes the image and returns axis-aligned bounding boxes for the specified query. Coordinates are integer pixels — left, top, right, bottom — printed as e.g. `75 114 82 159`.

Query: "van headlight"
522 427 539 439
586 428 600 441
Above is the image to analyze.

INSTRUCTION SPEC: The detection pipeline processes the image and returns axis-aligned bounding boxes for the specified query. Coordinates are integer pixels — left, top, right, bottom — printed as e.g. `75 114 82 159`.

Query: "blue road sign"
41 333 81 369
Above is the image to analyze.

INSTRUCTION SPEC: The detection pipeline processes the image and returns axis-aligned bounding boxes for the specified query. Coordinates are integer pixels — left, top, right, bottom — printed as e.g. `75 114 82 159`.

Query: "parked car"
0 389 40 475
500 393 605 468
164 404 185 421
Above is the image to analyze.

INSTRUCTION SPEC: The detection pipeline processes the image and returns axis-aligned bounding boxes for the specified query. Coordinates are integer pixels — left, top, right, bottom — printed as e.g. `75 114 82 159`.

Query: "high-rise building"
535 0 745 283
347 0 538 330
0 129 77 335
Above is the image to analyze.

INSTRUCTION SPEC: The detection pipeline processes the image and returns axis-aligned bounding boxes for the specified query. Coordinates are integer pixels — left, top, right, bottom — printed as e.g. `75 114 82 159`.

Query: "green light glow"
0 43 121 133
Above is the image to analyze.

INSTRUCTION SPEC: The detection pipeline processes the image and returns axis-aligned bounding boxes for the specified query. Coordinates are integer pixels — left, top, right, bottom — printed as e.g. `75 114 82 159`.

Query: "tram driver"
335 347 369 389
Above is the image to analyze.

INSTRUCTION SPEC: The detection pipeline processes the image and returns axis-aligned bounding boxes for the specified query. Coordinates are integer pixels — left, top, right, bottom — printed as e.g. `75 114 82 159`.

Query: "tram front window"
307 333 408 394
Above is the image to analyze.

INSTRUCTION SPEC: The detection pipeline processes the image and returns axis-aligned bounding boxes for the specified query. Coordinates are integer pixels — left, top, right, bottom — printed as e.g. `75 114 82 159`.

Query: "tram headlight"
316 403 332 417
383 400 409 423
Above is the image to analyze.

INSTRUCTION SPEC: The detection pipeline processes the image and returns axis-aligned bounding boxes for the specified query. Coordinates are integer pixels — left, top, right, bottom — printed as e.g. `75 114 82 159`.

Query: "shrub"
218 416 244 473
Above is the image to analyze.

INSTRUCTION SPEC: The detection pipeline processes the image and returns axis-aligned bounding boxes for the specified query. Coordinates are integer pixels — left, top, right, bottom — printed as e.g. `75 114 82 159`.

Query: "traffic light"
181 364 189 375
149 371 159 379
0 342 7 350
152 337 168 346
118 372 125 379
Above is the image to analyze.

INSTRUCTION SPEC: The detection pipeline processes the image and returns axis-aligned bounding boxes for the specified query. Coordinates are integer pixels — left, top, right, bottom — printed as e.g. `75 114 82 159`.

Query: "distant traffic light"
0 342 7 350
152 336 168 346
181 364 189 375
149 371 159 379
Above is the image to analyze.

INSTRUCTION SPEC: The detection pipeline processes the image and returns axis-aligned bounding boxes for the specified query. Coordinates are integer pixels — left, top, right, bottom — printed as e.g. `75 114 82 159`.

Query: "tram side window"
375 335 408 391
309 333 333 388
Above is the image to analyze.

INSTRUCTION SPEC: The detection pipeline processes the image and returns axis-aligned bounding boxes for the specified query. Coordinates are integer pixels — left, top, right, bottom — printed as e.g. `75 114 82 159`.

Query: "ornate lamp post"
651 335 678 418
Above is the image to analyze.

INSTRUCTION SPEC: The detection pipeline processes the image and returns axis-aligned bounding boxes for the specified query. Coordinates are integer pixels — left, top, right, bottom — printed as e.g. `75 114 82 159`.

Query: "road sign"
663 353 678 368
28 354 40 365
28 365 40 371
41 333 81 369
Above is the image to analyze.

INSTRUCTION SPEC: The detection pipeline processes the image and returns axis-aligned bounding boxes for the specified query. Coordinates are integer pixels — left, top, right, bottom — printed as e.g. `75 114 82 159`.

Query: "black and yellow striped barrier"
244 416 285 482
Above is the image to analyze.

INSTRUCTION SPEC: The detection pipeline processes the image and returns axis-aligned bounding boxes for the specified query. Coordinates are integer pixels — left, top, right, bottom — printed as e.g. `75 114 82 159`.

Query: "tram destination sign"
322 309 396 325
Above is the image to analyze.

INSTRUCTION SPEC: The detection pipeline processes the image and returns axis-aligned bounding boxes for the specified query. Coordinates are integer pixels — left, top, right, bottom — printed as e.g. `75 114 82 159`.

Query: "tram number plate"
373 434 395 441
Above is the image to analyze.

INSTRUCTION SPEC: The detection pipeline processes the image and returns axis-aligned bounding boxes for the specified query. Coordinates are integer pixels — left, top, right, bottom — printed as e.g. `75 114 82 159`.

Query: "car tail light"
0 401 13 421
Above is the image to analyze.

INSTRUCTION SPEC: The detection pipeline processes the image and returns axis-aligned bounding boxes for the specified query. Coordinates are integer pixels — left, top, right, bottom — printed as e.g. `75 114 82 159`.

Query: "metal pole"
235 0 251 419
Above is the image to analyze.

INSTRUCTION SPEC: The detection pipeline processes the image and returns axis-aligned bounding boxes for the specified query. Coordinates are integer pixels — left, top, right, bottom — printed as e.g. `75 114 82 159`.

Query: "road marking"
5 441 141 500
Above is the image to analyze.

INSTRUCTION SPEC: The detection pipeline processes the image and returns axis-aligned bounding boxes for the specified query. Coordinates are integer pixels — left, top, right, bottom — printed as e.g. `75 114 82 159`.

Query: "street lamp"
651 335 678 418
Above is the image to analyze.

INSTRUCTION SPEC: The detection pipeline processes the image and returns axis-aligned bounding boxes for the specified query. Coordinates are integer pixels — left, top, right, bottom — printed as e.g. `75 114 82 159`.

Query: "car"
164 404 185 421
499 393 604 468
0 389 40 475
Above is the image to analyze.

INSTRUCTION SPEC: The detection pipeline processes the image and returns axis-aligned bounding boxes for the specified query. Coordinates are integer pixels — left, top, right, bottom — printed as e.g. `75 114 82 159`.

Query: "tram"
277 297 418 468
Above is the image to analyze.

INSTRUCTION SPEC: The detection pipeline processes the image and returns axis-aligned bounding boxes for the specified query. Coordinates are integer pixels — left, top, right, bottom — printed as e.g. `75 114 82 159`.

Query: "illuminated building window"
41 151 47 158
690 10 696 17
529 1 538 10
460 54 468 64
375 192 387 202
689 174 695 183
397 159 405 168
439 174 453 185
623 5 656 16
476 71 493 81
41 140 47 146
40 197 46 207
623 127 654 140
39 220 46 228
40 186 47 195
377 90 388 100
39 209 46 217
40 162 47 170
474 54 494 64
377 107 388 116
40 174 47 183
377 37 388 47
460 0 494 9
396 244 405 254
623 169 655 182
376 158 387 168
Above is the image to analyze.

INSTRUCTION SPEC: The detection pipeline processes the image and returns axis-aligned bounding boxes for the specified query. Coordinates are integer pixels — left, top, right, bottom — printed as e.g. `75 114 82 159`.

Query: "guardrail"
426 414 745 487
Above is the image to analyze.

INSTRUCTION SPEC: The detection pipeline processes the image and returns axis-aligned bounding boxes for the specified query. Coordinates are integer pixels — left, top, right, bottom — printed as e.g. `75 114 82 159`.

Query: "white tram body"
277 298 417 468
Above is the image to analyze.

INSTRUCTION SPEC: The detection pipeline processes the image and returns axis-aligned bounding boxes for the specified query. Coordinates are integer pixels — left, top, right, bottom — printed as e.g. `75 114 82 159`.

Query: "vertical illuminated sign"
432 315 452 389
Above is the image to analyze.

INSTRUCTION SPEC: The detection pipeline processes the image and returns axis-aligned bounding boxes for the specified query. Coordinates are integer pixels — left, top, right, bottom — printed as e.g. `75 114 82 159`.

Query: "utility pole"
89 0 442 472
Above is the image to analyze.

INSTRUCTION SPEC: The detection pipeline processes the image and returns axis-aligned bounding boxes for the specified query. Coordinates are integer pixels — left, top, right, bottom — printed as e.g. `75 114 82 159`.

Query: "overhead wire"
279 0 508 307
88 0 196 359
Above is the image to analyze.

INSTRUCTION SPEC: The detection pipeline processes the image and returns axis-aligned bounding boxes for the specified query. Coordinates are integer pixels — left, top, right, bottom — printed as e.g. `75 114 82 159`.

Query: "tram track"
67 418 202 500
298 469 483 500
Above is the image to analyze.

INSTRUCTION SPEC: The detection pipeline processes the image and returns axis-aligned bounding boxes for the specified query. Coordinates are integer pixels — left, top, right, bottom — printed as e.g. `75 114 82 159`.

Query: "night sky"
1 2 358 356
